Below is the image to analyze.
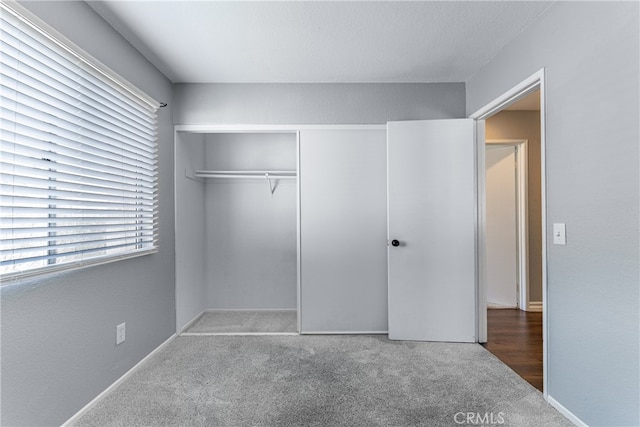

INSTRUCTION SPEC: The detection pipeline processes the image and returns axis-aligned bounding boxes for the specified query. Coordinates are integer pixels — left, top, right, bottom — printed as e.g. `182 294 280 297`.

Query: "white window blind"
1 2 160 280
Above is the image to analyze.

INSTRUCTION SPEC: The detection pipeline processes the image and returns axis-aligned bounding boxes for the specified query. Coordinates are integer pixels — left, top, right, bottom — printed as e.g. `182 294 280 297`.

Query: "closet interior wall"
203 133 297 310
175 131 298 332
175 131 207 331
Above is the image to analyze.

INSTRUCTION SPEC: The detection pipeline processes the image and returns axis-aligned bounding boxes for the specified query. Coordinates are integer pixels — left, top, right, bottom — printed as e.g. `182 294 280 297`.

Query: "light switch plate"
553 223 566 245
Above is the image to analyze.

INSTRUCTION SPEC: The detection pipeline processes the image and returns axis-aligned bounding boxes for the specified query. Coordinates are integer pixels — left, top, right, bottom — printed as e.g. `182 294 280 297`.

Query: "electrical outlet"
116 322 126 345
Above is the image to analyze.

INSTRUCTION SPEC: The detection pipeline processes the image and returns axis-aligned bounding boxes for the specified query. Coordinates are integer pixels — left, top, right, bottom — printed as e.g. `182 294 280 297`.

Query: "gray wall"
0 2 176 426
467 2 639 426
173 83 465 124
486 110 543 303
204 133 298 309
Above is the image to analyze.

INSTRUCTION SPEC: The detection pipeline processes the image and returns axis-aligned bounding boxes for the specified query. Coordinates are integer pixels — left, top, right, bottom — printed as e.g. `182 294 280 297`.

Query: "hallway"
482 309 543 391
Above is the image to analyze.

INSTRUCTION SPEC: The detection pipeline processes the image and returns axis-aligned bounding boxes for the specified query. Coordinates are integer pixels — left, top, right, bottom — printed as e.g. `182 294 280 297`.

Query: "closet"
175 121 477 340
175 126 389 335
175 130 298 332
175 121 478 340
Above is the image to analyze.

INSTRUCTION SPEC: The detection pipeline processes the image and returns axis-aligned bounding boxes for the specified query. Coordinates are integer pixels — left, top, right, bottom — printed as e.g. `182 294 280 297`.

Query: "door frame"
485 139 529 311
469 68 548 396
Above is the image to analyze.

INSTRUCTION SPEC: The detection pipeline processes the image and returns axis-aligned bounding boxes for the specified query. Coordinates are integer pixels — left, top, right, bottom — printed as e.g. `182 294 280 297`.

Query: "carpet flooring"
72 335 571 426
184 310 298 334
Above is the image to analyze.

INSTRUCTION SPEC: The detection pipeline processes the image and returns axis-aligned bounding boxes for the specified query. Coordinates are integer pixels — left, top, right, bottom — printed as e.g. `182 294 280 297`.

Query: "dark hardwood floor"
481 308 543 391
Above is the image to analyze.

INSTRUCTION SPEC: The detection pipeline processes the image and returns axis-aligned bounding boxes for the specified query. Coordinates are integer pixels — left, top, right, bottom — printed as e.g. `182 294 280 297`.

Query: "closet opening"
175 129 299 335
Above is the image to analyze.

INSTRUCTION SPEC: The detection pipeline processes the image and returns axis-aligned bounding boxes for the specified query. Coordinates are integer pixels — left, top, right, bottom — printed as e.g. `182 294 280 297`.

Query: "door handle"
391 239 400 247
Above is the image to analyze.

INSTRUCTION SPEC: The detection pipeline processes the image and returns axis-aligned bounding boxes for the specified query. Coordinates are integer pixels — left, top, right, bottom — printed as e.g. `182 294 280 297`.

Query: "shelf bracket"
185 168 204 183
266 173 275 195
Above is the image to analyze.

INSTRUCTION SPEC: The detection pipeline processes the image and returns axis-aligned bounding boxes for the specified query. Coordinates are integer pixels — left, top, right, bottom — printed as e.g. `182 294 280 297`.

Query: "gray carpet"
73 335 572 427
184 310 297 334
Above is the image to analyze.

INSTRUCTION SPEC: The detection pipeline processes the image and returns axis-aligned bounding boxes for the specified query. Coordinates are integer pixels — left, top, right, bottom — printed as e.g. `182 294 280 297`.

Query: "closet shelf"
193 170 297 195
194 170 297 179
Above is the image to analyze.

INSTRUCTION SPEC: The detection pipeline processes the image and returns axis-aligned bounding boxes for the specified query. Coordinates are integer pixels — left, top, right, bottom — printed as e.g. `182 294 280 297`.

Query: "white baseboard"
204 308 297 312
547 395 588 426
527 301 543 312
300 331 388 335
178 310 207 334
62 333 177 427
181 332 299 336
487 302 518 309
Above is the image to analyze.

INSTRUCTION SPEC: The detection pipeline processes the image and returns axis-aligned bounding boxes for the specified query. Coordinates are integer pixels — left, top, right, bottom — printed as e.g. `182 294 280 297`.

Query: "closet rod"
195 174 297 179
193 170 296 194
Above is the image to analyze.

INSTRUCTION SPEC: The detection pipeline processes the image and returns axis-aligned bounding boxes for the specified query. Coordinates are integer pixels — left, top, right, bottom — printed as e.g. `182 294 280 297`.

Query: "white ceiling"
89 1 553 84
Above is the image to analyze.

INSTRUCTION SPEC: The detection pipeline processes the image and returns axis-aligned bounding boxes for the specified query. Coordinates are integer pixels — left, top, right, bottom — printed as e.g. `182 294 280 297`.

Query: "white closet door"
299 129 388 333
387 119 477 342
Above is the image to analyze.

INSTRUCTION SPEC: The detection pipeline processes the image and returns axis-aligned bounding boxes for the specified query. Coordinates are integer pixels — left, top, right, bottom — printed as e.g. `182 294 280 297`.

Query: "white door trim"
174 124 387 133
486 139 529 311
469 68 548 397
469 70 543 119
296 131 302 332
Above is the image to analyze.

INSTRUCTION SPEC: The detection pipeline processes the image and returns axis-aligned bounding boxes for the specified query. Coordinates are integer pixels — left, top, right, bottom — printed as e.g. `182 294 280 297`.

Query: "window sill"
0 248 159 285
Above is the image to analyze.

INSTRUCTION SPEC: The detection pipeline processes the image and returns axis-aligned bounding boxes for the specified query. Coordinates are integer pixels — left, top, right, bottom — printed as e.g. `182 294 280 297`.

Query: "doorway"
483 99 543 391
485 139 528 310
470 69 547 394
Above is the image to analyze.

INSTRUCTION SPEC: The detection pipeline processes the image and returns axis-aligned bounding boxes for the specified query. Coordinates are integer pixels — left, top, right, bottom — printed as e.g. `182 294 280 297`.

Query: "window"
1 2 160 280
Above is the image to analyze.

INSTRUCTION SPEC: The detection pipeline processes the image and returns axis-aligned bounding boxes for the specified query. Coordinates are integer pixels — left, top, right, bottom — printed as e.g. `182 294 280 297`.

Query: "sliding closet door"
299 129 387 333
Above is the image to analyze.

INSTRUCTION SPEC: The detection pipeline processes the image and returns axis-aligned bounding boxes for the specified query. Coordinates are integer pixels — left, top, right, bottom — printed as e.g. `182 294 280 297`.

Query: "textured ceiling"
89 1 553 84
